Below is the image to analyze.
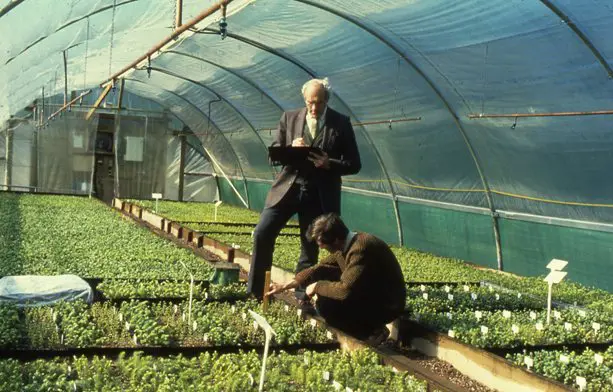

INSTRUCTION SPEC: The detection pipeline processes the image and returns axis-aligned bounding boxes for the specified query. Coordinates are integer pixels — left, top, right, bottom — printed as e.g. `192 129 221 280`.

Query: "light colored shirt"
306 107 327 139
343 231 357 254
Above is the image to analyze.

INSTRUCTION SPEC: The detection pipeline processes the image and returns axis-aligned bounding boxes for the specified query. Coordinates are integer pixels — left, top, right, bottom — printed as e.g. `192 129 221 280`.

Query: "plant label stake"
553 310 561 320
495 293 500 301
262 271 271 312
595 354 603 365
152 193 162 213
177 260 194 328
530 311 537 320
422 293 428 300
471 293 478 301
447 294 454 301
446 312 453 320
248 310 276 392
444 285 451 293
420 284 426 292
592 322 601 333
480 326 489 335
576 376 586 391
559 355 569 364
214 200 223 221
564 322 572 331
475 311 483 320
544 259 568 325
523 356 533 370
448 329 455 338
535 322 544 331
503 310 511 319
512 325 519 334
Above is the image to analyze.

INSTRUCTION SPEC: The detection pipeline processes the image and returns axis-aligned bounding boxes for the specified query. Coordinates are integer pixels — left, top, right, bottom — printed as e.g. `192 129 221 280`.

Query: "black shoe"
365 326 390 346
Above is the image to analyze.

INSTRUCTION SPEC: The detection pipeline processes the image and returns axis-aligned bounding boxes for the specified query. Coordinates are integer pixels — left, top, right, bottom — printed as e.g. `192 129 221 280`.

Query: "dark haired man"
267 213 406 344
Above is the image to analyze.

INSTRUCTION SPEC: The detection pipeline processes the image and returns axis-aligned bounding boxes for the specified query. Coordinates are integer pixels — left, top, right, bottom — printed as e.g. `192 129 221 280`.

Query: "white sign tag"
332 381 342 391
125 322 130 331
133 334 138 345
480 326 489 335
559 354 569 364
471 293 478 301
564 322 573 331
530 311 537 320
475 311 483 320
576 376 587 391
326 331 334 339
323 371 330 381
593 322 601 333
152 193 162 199
495 293 500 301
242 312 247 320
447 294 454 301
578 310 587 317
517 293 522 299
284 305 289 312
173 305 178 315
463 285 470 292
420 285 426 292
297 309 303 317
503 310 511 319
595 354 604 365
448 330 455 338
512 325 519 334
553 310 561 319
231 305 236 313
310 319 317 328
535 322 544 331
444 285 451 293
524 356 533 369
203 333 209 343
446 312 453 320
422 293 429 300
193 321 198 331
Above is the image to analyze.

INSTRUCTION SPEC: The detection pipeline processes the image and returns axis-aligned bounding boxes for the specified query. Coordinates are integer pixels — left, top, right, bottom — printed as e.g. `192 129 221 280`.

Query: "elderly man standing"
266 213 406 344
247 78 362 302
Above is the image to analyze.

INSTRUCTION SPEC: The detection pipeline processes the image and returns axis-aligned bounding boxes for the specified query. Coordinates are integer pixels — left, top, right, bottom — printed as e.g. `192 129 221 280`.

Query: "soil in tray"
392 344 495 392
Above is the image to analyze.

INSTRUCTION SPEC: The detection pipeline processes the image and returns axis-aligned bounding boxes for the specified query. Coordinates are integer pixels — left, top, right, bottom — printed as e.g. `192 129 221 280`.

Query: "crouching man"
266 213 406 344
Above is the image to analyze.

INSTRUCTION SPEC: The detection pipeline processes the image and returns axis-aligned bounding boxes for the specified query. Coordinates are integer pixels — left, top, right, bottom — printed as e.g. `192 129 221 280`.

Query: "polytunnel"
2 0 613 292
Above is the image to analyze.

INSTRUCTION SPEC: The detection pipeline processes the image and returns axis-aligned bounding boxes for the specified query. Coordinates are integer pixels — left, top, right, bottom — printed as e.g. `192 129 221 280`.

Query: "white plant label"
578 310 587 317
61 334 65 345
446 312 453 320
173 305 178 315
503 310 511 319
182 313 186 322
253 320 258 331
203 334 209 343
576 376 587 391
119 313 123 322
133 334 138 345
535 322 544 331
517 293 522 299
310 319 317 328
204 292 208 300
530 311 537 320
297 309 303 317
471 293 478 301
448 329 455 338
495 293 500 301
193 321 198 332
448 294 454 301
475 310 483 320
488 285 494 292
284 305 289 312
332 380 342 390
444 285 451 293
242 312 247 320
420 284 426 292
53 312 57 323
564 322 573 331
323 371 330 381
524 356 533 369
595 354 604 365
554 310 561 320
593 322 601 333
231 305 236 313
304 357 309 365
326 331 334 339
346 387 354 392
73 381 77 392
480 325 489 335
512 325 520 334
392 367 399 373
125 322 130 331
559 354 569 364
422 293 428 300
463 285 470 292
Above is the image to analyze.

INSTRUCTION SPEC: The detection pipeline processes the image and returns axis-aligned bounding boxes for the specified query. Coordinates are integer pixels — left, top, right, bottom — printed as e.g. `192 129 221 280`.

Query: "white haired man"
247 78 362 303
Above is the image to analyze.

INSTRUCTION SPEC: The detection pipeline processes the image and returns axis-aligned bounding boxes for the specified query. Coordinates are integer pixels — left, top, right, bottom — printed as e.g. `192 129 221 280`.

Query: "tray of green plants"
506 346 613 392
404 286 613 350
127 199 263 224
0 193 215 280
0 349 427 391
187 222 300 236
95 280 248 302
0 298 336 354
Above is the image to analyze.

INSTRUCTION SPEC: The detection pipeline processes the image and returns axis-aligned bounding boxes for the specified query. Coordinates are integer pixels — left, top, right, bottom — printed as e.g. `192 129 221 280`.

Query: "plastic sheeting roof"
2 0 613 223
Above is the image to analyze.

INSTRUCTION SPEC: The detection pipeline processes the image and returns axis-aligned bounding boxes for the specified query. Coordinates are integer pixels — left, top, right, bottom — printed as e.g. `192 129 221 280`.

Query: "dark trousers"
316 296 400 340
247 181 324 299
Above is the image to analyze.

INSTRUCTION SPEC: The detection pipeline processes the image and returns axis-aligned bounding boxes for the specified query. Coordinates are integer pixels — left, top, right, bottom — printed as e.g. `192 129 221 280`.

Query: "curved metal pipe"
124 78 250 208
203 28 405 245
141 66 276 179
294 0 501 264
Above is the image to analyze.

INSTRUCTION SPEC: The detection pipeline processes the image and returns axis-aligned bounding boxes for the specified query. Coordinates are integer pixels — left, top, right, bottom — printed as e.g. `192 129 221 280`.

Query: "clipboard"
268 146 322 166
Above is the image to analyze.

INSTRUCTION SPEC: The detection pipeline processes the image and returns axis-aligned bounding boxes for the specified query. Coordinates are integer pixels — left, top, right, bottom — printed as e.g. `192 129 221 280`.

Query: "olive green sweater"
295 233 406 311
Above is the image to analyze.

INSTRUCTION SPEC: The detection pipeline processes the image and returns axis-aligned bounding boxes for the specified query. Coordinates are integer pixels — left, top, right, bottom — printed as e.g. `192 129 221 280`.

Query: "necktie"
307 116 318 139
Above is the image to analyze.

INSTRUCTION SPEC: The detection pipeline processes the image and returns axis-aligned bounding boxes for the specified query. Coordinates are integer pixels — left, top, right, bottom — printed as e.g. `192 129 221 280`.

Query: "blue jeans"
247 182 324 300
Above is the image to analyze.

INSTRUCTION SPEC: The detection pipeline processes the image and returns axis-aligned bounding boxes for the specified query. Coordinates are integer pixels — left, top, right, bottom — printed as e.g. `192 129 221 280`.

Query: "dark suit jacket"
265 107 361 213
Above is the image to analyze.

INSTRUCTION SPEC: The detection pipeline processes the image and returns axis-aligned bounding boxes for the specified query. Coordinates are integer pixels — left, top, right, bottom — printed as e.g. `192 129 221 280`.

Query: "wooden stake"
262 271 271 312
